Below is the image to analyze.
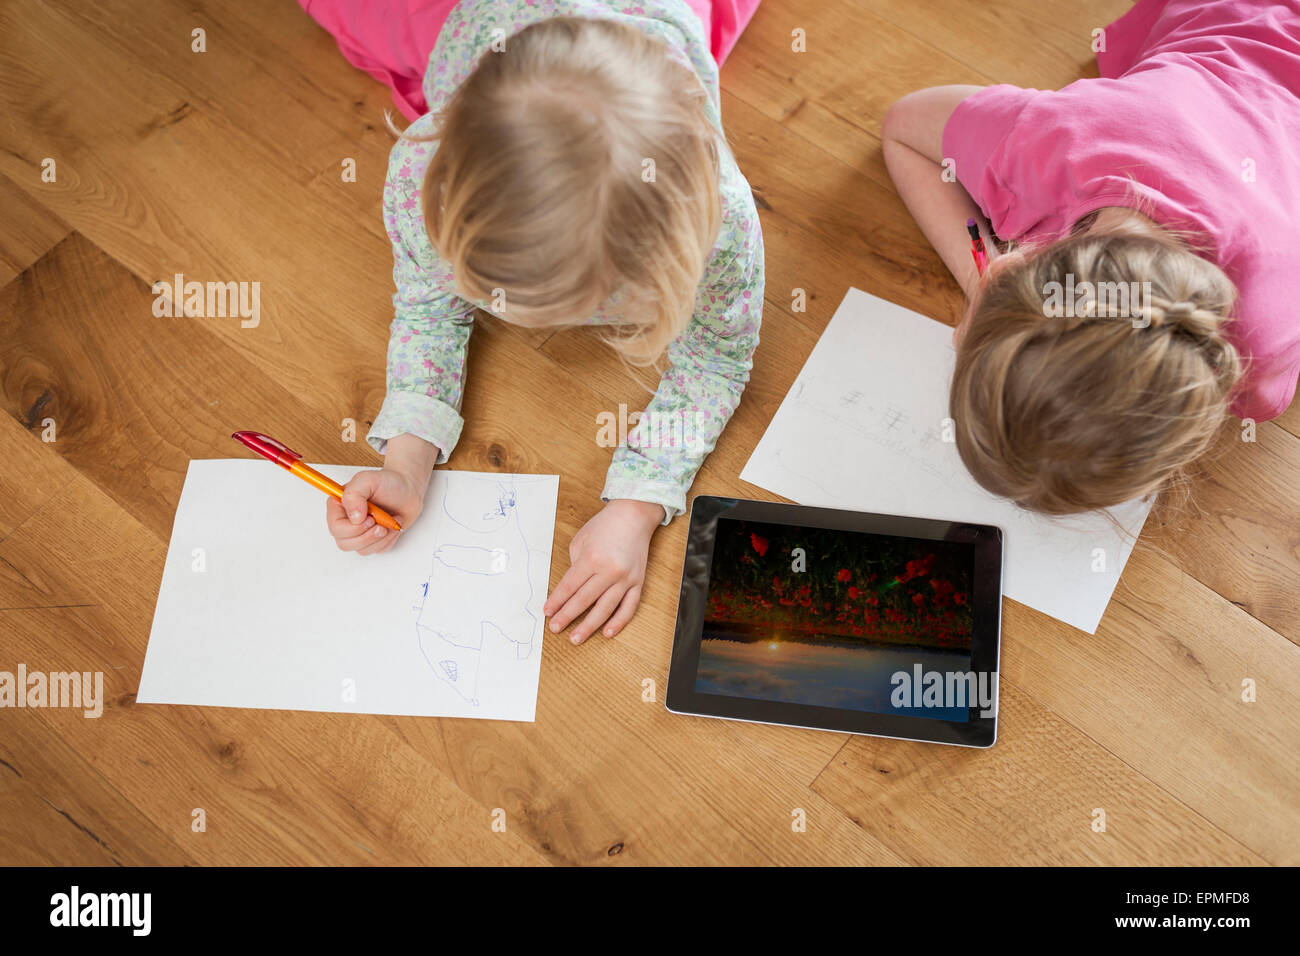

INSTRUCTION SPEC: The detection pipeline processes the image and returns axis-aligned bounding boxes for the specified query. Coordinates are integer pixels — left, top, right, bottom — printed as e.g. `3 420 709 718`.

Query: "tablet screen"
696 516 977 722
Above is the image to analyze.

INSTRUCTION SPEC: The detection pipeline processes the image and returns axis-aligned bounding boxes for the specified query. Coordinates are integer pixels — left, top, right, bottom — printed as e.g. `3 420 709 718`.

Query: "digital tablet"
666 496 1004 748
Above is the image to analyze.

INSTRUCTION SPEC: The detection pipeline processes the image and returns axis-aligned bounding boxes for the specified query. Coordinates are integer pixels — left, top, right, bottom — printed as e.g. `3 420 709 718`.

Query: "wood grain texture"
0 174 71 287
0 0 1295 866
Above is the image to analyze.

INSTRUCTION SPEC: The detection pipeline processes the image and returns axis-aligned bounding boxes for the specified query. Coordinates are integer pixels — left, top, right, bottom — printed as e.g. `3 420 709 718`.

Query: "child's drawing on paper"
412 476 540 706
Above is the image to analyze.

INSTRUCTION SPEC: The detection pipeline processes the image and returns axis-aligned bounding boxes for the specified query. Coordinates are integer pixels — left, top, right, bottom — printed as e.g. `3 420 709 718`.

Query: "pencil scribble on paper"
412 476 540 707
776 380 956 487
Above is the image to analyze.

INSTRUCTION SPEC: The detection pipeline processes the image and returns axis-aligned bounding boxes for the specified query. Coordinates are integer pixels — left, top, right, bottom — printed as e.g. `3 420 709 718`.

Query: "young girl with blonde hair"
300 0 763 642
882 0 1300 515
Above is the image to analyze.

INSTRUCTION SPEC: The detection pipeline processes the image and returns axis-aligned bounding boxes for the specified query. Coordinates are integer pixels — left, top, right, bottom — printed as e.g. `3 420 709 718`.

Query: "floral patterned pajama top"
366 0 765 522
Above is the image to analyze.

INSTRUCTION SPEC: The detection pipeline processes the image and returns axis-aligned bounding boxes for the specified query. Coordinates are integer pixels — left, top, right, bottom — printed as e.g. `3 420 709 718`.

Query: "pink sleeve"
942 85 1054 241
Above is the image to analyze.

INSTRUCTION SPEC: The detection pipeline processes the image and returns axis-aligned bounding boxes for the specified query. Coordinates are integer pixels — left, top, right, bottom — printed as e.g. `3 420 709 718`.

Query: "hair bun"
1144 296 1202 330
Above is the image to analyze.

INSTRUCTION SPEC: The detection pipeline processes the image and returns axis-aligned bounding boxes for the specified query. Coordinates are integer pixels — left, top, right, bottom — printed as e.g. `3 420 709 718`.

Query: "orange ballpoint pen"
231 430 402 532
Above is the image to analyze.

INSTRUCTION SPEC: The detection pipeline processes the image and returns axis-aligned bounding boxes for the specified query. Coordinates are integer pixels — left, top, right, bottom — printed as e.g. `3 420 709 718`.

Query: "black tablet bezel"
665 495 1003 748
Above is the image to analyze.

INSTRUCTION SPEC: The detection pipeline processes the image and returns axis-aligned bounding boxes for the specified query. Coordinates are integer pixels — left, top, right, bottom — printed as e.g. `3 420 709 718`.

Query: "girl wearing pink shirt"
883 0 1300 514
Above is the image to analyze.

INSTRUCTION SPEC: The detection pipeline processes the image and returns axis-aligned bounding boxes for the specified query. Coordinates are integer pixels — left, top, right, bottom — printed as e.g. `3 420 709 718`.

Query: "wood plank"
0 0 542 409
1145 424 1300 644
0 409 77 542
1001 547 1300 864
377 650 899 864
1272 398 1300 441
0 620 198 865
724 90 971 329
851 0 1127 89
0 173 70 286
812 680 1264 865
0 233 376 542
723 0 989 198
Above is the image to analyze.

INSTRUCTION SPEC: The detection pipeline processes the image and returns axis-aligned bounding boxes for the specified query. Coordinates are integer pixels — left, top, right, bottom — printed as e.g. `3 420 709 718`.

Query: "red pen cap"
231 431 302 469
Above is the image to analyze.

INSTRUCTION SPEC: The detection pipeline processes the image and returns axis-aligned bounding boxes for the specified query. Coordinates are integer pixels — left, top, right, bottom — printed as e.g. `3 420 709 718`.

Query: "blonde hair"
950 221 1243 515
394 17 722 364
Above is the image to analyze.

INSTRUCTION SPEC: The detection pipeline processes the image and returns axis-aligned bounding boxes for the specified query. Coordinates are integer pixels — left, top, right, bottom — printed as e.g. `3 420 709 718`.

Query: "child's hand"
325 468 425 555
545 499 664 644
325 435 438 556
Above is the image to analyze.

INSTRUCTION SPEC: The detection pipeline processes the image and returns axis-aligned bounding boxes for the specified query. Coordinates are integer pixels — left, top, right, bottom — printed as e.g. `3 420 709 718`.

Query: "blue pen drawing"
411 475 543 707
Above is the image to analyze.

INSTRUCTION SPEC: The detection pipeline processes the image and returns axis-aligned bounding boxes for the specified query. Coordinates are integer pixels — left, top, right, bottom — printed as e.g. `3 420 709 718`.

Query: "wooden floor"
1 0 1297 866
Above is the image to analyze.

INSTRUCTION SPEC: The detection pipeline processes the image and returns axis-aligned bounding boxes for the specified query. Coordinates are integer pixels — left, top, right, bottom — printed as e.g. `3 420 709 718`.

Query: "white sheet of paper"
138 460 559 720
740 288 1152 634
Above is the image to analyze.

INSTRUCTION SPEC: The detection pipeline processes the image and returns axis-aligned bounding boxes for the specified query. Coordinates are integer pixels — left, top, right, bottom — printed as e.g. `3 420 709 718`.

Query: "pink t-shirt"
942 0 1300 421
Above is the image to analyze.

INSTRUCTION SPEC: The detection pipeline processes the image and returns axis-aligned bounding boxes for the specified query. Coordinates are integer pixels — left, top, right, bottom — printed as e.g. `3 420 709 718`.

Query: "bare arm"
881 85 998 298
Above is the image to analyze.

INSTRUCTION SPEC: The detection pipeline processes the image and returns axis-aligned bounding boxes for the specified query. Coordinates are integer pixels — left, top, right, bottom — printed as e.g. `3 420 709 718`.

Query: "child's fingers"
335 526 380 551
600 585 642 638
340 471 382 525
571 585 625 645
549 570 606 633
326 495 348 524
544 563 590 619
355 526 397 556
328 508 375 540
326 498 376 547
